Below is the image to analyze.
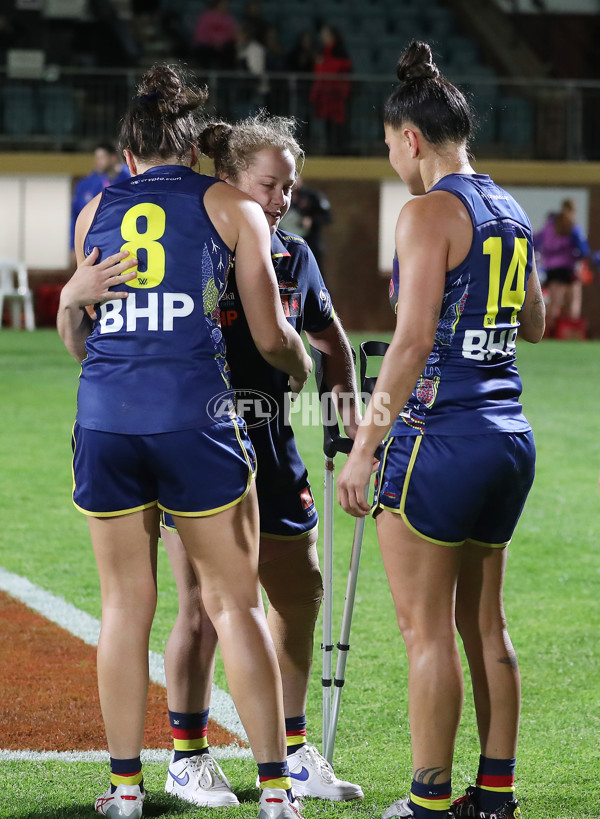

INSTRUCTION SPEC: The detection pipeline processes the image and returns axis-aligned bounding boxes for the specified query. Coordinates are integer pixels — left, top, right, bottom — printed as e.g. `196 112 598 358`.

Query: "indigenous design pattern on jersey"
201 240 230 385
77 166 232 434
220 230 334 492
389 173 534 436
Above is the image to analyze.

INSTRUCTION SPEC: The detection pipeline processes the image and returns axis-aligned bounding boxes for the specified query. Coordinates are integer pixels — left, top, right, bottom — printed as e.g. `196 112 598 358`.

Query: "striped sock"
285 715 307 755
169 708 210 762
257 761 293 802
409 779 452 818
109 756 143 794
475 755 516 813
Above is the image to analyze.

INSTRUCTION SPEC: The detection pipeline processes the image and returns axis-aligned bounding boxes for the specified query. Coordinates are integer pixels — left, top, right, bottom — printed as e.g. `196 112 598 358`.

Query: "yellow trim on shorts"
74 499 159 518
376 435 465 548
160 420 255 518
468 537 511 549
259 522 318 541
71 428 161 517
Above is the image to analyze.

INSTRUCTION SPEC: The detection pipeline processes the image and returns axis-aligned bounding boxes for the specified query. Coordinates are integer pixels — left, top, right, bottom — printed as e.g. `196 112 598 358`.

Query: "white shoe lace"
194 754 233 790
298 744 336 783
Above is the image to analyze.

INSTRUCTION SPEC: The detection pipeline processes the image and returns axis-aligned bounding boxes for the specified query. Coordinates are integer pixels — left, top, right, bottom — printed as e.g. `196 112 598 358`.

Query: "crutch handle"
310 344 356 458
359 339 390 404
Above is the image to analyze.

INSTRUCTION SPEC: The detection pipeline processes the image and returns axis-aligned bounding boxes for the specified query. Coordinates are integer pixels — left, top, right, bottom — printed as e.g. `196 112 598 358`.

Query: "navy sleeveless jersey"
389 173 534 436
77 166 233 434
220 229 334 492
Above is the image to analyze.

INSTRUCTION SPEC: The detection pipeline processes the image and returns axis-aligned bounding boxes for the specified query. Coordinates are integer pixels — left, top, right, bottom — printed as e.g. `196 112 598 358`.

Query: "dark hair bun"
396 41 440 82
137 63 208 118
198 122 233 159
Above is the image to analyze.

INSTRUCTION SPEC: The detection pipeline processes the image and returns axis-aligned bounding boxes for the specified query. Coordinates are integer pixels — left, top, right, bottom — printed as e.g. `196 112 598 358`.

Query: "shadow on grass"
18 789 262 818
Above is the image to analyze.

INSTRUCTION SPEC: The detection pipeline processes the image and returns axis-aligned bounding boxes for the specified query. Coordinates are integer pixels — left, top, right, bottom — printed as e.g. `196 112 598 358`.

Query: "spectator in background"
286 30 318 141
280 176 332 271
234 22 268 116
264 24 287 114
310 24 352 155
241 0 270 45
192 0 237 69
535 197 590 337
70 142 130 252
287 30 317 75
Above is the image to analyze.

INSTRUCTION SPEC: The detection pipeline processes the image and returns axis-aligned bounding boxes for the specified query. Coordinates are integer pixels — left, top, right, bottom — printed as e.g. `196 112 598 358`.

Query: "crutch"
323 340 390 761
311 340 389 763
309 344 353 762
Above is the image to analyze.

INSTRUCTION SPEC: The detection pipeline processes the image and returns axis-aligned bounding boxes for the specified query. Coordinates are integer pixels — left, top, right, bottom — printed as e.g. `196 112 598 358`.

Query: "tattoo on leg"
498 653 519 669
414 767 447 785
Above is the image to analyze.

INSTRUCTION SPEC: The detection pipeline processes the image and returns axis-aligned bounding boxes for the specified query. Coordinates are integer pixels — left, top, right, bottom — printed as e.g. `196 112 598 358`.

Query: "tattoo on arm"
498 653 519 670
414 766 447 785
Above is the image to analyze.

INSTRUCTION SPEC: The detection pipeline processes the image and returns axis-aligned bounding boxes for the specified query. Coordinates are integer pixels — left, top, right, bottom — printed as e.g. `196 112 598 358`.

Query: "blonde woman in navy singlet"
57 64 311 819
337 42 545 819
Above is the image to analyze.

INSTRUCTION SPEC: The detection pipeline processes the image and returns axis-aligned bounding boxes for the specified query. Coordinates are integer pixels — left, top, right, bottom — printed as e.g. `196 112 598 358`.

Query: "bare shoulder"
204 181 265 249
399 190 469 232
74 193 102 262
78 192 102 232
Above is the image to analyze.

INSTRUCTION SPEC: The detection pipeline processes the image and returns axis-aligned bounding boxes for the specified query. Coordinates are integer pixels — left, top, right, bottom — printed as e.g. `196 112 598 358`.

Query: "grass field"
1 330 599 819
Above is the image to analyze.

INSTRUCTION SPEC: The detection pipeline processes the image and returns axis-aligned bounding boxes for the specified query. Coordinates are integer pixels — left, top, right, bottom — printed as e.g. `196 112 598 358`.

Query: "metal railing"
0 67 598 160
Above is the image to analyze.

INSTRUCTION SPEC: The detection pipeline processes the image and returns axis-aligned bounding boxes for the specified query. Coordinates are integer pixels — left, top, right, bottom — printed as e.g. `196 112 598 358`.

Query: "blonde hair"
199 112 304 180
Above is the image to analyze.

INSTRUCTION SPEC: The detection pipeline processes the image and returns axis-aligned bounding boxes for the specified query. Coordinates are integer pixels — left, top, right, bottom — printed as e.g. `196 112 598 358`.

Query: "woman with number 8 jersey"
337 41 545 819
57 63 311 819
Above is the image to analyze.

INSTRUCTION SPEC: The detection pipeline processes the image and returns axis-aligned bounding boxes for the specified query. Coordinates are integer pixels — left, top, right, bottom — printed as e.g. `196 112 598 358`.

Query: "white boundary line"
0 567 251 761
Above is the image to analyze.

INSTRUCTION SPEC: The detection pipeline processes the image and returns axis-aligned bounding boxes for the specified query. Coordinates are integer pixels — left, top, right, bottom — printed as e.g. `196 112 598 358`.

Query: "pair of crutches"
310 339 389 764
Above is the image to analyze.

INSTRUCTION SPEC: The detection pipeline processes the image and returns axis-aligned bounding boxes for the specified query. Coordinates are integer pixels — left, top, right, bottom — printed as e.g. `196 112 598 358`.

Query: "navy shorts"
72 418 256 517
373 431 536 547
163 481 318 540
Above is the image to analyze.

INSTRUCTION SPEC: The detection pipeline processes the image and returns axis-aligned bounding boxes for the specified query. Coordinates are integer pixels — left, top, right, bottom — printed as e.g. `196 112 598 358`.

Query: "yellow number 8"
120 202 166 289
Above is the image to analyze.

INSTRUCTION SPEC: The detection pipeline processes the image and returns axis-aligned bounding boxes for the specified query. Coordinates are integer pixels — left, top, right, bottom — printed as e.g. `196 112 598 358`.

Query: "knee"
260 543 323 615
395 606 456 655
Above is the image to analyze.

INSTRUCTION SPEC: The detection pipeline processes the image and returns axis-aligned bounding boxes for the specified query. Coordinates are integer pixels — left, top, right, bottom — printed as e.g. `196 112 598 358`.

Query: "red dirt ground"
0 590 242 751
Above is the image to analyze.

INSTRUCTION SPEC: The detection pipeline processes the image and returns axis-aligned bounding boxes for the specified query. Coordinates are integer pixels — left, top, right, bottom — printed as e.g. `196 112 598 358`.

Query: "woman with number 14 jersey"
338 41 545 819
57 64 311 819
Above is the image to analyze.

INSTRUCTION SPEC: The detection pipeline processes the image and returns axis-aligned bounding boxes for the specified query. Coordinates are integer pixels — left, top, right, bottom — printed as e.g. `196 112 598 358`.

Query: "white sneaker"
258 787 304 819
382 797 415 818
286 744 364 801
95 783 145 818
164 752 239 807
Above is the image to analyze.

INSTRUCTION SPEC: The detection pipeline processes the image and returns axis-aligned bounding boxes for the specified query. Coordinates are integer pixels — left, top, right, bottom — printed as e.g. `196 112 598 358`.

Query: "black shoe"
449 787 522 818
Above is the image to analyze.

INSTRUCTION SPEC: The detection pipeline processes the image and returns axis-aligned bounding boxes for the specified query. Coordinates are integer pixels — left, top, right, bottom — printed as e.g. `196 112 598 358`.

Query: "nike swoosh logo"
290 767 310 782
168 769 190 787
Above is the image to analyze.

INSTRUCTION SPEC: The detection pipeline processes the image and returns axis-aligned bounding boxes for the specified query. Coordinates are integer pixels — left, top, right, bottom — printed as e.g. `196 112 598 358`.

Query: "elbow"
254 330 288 358
391 335 434 369
519 327 545 344
518 309 546 344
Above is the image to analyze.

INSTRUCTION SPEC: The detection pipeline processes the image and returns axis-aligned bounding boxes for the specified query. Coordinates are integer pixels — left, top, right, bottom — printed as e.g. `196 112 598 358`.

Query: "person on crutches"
159 114 365 809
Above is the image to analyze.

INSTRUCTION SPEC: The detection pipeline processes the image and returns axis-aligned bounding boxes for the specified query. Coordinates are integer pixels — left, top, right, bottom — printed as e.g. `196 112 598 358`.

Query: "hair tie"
138 91 162 103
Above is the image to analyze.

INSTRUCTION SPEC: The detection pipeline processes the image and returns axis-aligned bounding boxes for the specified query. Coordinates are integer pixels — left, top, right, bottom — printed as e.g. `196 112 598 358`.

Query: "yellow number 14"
483 236 527 328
